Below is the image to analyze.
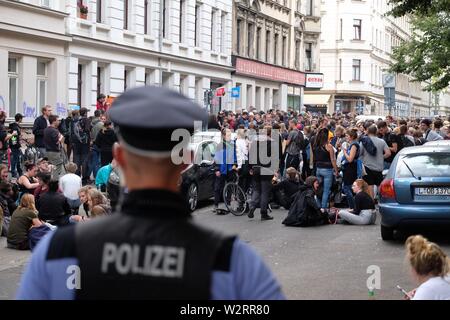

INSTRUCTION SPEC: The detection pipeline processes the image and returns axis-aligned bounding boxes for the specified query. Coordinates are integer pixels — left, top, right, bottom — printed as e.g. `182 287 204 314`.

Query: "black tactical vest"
48 190 235 300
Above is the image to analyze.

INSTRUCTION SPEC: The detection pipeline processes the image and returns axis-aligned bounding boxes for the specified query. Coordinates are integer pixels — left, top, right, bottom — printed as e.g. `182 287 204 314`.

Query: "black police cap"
108 86 207 153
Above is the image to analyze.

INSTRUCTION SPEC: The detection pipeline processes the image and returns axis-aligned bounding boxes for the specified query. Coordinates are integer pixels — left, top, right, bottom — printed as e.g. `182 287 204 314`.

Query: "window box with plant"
78 3 88 19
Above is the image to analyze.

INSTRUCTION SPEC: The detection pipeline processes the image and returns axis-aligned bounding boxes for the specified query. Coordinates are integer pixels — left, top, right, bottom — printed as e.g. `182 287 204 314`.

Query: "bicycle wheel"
223 183 247 216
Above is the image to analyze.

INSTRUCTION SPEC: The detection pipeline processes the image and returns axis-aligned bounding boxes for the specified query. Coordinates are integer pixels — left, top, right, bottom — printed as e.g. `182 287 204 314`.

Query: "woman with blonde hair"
333 179 376 225
7 194 42 250
404 235 450 300
87 189 111 216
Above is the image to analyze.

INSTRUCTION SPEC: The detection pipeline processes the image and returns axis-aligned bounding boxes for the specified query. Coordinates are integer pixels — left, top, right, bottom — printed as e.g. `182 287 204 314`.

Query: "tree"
388 0 450 91
388 0 449 17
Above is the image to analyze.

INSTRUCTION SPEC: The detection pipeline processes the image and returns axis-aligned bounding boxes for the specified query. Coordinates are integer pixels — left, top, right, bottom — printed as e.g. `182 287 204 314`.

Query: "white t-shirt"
236 138 249 168
59 173 82 200
412 276 450 300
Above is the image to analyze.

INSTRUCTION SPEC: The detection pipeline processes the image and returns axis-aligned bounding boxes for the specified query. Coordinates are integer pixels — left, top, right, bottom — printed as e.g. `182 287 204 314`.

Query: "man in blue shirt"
17 86 285 300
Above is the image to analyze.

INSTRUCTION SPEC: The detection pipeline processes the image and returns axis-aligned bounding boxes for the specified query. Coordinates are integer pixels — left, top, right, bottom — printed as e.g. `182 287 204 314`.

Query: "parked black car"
179 139 217 211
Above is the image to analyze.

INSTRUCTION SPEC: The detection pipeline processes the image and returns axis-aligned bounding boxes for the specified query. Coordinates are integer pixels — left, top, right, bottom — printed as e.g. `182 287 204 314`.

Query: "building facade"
316 0 450 117
1 0 234 122
230 0 321 111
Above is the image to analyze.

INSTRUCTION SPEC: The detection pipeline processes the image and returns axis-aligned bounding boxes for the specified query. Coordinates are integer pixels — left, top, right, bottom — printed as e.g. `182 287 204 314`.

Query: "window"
297 0 301 12
256 27 261 60
396 154 450 178
41 0 50 8
236 19 242 54
179 0 185 42
305 42 312 71
163 0 170 38
145 0 150 34
352 59 361 81
124 69 128 91
295 40 300 69
353 19 362 40
97 67 103 99
211 10 216 51
124 0 128 30
195 4 200 46
77 64 82 107
306 0 313 16
339 58 342 81
274 33 279 65
8 57 18 117
97 0 102 23
247 23 254 58
37 61 48 109
282 36 287 66
220 12 226 53
265 30 270 62
375 28 378 47
339 19 343 40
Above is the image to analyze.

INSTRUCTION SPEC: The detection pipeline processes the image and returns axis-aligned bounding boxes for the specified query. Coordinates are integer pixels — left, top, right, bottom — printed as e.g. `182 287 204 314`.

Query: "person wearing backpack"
71 108 91 184
359 125 391 199
59 112 74 161
283 119 304 177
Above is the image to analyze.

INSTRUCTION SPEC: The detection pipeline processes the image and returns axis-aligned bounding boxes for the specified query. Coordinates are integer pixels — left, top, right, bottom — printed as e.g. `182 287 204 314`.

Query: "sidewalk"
0 237 30 300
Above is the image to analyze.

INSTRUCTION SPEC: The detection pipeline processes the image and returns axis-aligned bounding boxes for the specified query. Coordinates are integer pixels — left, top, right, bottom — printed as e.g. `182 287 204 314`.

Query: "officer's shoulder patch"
212 236 236 272
47 225 77 260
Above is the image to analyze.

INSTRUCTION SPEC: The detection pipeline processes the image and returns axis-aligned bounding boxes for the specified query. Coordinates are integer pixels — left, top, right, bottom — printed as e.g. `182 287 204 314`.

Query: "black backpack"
400 135 414 149
294 130 307 150
72 118 89 144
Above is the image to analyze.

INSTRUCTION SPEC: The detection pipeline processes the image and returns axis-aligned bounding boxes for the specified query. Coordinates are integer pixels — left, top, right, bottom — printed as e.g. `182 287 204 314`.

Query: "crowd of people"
0 83 445 300
210 108 450 225
0 94 116 251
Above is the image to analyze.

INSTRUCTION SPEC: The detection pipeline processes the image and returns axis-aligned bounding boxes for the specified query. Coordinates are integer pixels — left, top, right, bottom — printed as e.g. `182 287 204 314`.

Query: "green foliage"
388 0 450 91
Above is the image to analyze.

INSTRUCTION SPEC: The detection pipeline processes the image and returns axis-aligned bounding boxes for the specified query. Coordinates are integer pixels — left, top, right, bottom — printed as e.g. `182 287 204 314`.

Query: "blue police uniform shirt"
17 231 285 300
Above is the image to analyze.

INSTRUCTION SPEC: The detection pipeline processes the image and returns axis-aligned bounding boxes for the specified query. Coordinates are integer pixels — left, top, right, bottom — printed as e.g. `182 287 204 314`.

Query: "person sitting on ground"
282 176 329 227
0 164 9 182
95 159 116 192
59 162 82 212
404 235 450 300
33 172 52 205
7 194 42 250
0 182 18 236
37 180 72 226
70 186 94 223
272 167 302 210
333 179 376 225
87 188 111 216
36 157 55 175
17 162 40 196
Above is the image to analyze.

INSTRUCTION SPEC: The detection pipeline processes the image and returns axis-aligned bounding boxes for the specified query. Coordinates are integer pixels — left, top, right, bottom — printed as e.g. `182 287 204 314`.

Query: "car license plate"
416 187 450 196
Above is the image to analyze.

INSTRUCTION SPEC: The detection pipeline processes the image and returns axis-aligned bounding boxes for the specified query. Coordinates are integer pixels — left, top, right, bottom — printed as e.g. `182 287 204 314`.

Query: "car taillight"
380 179 396 199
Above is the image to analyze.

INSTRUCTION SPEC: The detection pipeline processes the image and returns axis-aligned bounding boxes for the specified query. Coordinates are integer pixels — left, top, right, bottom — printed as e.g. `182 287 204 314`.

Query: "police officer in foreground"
17 86 285 300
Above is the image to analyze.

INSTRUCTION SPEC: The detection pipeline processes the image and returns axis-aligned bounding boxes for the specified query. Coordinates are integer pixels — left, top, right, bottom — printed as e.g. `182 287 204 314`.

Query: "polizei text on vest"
102 243 185 277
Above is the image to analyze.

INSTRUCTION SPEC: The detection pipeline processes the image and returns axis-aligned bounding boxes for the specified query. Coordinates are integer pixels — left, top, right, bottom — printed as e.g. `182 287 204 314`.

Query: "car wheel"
187 183 198 212
381 225 394 241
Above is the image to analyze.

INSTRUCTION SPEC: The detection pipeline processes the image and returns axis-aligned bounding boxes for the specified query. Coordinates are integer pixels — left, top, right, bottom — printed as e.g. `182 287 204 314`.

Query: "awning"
303 94 331 105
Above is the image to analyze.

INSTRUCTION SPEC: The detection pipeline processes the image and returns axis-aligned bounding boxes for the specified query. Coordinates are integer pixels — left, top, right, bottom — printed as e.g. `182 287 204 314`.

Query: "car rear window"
396 153 450 178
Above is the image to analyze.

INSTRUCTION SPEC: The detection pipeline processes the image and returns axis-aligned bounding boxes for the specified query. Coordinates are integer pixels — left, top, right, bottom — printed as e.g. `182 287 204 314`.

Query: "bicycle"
222 172 248 216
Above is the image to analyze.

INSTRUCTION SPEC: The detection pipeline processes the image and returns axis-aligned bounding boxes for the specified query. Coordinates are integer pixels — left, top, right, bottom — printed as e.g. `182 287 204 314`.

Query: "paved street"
1 202 450 300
